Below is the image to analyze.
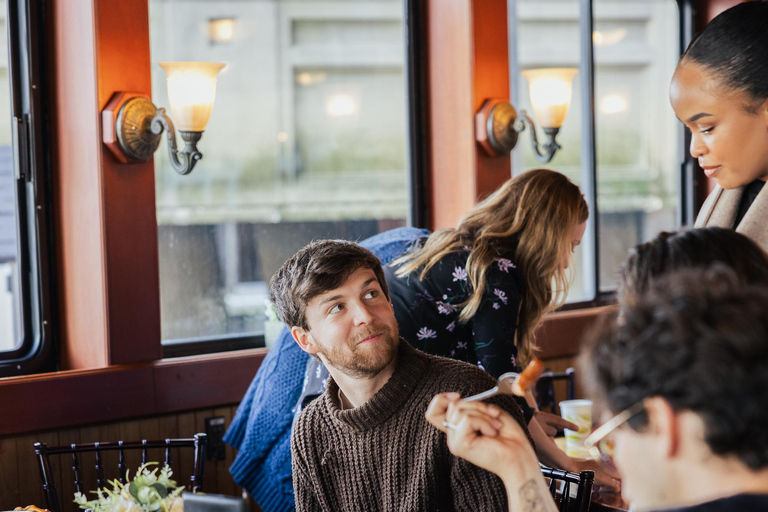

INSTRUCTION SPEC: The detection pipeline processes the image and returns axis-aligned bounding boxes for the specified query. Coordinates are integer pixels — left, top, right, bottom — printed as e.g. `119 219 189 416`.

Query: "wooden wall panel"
176 412 198 495
0 436 20 507
425 0 512 230
52 0 109 370
0 349 266 437
0 407 245 511
93 0 162 365
426 0 475 229
52 0 162 370
536 306 617 359
470 0 513 198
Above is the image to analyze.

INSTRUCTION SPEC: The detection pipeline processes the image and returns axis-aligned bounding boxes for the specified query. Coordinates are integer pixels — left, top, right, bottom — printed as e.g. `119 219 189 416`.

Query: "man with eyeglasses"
426 267 768 511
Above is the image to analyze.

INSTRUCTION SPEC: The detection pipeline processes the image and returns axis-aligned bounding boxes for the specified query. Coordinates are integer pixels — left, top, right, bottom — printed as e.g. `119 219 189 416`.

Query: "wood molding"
51 0 161 370
153 350 267 412
536 305 617 359
471 0 513 198
52 0 109 369
0 349 267 437
94 0 162 365
426 0 511 230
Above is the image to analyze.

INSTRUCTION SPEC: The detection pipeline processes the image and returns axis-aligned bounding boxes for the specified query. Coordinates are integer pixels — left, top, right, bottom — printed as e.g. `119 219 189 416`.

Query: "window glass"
0 1 21 353
149 0 409 345
510 0 681 300
511 0 587 300
593 0 680 290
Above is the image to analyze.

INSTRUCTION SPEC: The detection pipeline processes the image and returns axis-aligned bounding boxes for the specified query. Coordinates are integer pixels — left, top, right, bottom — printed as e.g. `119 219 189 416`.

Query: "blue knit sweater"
224 227 429 512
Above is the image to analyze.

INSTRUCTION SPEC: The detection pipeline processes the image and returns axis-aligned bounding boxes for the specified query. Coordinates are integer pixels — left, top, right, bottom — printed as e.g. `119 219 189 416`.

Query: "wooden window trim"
425 0 512 229
0 348 267 437
6 0 726 437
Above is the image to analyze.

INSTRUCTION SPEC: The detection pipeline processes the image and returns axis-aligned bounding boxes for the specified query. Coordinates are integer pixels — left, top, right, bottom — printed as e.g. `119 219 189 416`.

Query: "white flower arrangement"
74 463 184 512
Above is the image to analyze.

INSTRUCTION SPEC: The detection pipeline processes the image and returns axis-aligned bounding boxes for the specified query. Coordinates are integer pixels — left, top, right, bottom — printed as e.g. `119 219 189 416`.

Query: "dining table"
553 436 629 511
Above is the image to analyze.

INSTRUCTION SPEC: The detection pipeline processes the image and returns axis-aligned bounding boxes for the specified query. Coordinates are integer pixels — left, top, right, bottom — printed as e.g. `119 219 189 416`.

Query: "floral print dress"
385 249 526 380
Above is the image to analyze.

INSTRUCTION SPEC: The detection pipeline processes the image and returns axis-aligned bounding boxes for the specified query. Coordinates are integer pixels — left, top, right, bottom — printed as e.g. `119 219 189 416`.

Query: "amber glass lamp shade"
522 68 578 129
159 62 226 132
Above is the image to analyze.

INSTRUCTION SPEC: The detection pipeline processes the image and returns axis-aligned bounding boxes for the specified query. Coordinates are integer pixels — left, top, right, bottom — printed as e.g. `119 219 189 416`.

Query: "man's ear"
291 325 320 355
644 396 680 460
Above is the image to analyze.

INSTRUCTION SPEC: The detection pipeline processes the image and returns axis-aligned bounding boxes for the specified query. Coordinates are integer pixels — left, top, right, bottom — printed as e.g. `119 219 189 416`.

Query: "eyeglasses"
584 400 645 465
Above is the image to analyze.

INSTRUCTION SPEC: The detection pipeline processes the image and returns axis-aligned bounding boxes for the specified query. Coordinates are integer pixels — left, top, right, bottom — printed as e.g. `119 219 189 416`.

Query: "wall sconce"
476 67 577 163
102 62 226 175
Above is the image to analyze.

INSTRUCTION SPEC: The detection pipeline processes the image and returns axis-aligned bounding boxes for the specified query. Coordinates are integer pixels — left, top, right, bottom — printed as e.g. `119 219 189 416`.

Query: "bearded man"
268 239 531 512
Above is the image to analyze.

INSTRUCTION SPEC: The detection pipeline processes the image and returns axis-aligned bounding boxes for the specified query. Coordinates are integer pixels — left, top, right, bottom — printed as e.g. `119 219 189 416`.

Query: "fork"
463 372 520 402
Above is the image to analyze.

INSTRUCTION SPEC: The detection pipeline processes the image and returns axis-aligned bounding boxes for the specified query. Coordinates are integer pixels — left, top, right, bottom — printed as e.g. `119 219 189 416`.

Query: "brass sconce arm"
150 108 203 176
515 110 561 164
101 62 224 175
475 99 562 164
102 93 205 175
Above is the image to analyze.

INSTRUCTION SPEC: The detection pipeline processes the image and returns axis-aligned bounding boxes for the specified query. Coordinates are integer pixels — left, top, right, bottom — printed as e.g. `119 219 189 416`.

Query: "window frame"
510 0 696 307
159 0 429 358
0 0 56 377
0 0 718 437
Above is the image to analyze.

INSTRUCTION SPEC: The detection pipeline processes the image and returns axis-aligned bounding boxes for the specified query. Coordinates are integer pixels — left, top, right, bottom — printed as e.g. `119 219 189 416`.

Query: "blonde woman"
383 170 617 488
386 168 587 380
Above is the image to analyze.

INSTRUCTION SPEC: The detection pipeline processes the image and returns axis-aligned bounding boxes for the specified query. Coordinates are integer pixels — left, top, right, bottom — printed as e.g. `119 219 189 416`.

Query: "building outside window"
509 0 684 301
149 0 410 350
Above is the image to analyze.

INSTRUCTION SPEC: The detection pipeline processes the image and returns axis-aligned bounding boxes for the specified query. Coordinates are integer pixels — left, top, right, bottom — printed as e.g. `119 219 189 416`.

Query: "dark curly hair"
681 1 768 111
268 239 389 330
618 227 768 308
581 267 768 470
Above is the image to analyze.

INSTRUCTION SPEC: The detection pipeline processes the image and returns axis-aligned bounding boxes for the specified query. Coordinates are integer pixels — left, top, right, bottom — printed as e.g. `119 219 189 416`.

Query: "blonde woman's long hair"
393 169 588 365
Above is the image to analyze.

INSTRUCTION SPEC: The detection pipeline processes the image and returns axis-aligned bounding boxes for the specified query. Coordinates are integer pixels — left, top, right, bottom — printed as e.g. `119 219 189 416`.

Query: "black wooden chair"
541 466 594 512
535 367 576 413
34 433 207 512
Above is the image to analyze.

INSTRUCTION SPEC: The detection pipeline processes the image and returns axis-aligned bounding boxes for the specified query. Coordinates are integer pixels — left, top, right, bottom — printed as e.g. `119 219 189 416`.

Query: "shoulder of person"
422 353 526 410
422 351 499 393
437 248 471 267
292 392 330 440
694 184 723 227
484 254 524 289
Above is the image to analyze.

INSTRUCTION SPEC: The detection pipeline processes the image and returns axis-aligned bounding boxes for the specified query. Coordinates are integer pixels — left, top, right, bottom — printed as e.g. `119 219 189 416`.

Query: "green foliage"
73 463 184 512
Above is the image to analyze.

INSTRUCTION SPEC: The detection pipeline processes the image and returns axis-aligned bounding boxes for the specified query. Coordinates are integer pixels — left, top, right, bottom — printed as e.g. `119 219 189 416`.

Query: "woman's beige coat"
695 183 768 254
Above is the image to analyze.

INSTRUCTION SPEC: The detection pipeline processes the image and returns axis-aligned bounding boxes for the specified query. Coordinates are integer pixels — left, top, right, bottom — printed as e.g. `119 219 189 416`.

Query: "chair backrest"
535 368 576 413
540 466 594 512
34 433 207 512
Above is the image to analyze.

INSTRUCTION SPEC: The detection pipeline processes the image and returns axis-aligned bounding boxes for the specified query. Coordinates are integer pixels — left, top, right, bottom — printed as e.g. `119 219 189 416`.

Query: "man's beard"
317 323 400 379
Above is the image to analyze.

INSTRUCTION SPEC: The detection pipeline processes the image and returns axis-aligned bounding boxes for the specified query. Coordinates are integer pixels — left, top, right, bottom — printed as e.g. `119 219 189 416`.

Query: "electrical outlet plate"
205 416 227 461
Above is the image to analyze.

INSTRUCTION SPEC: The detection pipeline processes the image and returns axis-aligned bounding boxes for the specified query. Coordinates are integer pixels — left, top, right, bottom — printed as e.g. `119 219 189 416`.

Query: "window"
509 0 690 302
0 0 55 376
149 0 412 355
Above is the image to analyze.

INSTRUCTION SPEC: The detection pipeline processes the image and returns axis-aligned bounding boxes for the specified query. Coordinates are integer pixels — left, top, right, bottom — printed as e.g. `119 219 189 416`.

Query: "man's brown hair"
581 266 768 470
268 239 389 330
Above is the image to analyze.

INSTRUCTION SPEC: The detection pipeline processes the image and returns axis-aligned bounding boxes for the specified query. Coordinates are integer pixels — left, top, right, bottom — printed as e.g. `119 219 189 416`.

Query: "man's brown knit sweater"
291 340 532 511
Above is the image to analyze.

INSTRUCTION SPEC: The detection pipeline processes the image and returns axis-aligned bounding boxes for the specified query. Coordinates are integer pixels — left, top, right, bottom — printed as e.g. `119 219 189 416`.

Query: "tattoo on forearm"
519 479 548 512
